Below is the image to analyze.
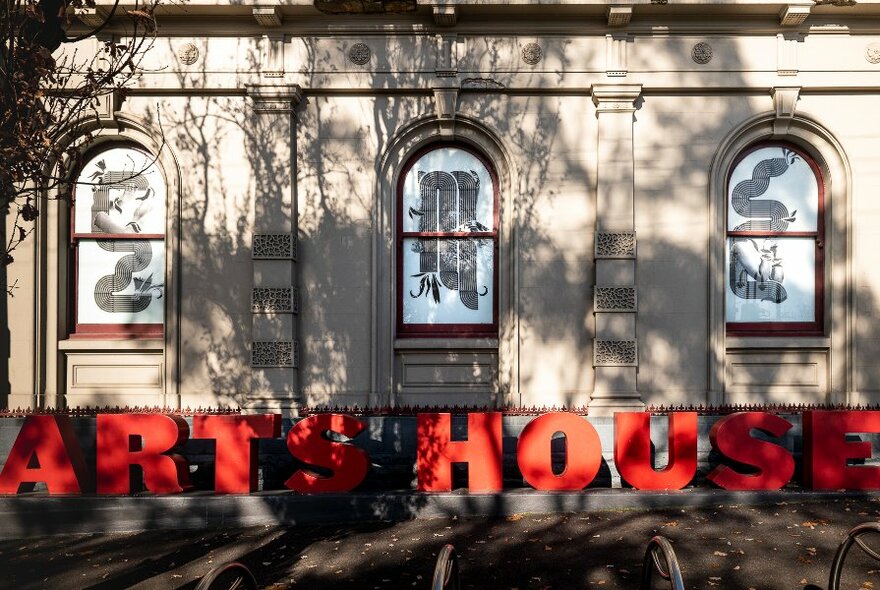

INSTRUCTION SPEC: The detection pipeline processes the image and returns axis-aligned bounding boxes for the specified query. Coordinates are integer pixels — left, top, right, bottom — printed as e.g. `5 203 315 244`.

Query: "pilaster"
589 84 644 416
245 84 305 414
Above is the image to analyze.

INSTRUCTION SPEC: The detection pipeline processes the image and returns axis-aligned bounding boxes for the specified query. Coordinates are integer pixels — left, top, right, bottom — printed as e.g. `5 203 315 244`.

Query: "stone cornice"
67 0 877 27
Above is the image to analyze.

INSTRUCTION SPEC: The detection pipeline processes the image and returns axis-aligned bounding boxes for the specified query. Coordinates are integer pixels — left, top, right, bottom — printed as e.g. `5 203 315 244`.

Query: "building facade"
5 0 880 416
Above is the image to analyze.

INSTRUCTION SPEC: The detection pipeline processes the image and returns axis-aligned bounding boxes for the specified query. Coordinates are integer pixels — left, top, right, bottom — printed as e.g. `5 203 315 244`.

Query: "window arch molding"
35 112 182 409
708 112 853 405
373 115 518 406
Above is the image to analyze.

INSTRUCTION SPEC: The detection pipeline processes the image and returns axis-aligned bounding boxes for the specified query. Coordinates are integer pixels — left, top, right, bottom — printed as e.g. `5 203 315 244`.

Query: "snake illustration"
89 164 162 313
730 149 798 231
408 169 489 311
94 241 155 313
728 149 798 303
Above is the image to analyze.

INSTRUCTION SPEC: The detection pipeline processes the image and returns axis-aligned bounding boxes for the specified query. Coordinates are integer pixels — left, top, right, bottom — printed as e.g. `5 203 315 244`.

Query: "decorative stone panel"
461 78 505 90
253 233 296 260
593 340 638 367
594 287 637 312
252 287 298 314
595 231 636 259
251 340 299 368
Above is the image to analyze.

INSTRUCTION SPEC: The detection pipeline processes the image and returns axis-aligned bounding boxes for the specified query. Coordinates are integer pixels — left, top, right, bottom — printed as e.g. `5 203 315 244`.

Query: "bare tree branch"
1 0 161 294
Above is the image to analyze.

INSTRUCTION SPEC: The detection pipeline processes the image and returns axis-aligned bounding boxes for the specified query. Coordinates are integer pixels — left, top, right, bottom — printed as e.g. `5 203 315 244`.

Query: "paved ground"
3 496 880 589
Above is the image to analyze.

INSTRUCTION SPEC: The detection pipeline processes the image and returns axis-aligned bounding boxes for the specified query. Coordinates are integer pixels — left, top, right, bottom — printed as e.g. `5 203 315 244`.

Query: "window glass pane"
725 237 815 323
77 239 165 324
401 148 494 233
74 147 166 235
402 237 493 325
727 146 819 232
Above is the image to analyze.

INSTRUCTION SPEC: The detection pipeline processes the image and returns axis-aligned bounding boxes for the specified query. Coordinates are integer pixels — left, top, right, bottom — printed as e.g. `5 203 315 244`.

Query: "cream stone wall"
5 1 880 414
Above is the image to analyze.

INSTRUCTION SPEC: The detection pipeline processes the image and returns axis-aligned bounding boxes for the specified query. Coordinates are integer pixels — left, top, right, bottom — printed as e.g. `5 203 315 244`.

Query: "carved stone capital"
246 84 305 114
591 84 642 113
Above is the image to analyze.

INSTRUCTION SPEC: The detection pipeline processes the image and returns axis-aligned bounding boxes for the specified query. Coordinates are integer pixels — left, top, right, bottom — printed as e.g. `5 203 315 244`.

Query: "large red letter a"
0 415 86 495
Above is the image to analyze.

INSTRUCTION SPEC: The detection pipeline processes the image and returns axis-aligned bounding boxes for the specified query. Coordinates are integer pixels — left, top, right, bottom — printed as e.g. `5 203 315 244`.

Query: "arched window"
397 144 498 337
725 142 823 335
71 145 166 336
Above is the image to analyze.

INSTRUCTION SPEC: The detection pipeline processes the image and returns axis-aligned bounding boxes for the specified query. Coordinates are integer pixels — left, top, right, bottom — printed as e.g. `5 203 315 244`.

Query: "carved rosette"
252 340 299 368
595 231 636 259
348 43 372 65
593 340 638 367
594 287 637 312
691 42 713 65
177 42 200 65
253 233 296 259
521 43 543 65
252 287 297 314
866 43 880 64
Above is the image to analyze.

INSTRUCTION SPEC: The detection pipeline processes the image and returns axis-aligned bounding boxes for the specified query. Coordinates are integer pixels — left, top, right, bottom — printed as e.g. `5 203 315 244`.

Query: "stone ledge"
0 489 873 539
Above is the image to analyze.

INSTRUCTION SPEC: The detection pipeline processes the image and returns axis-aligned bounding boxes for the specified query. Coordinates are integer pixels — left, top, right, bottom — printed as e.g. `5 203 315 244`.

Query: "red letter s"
706 412 794 491
285 414 370 493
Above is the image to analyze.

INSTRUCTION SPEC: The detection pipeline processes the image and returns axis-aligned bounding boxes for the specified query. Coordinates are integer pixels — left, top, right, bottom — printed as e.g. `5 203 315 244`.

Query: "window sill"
394 338 499 350
726 336 830 350
58 338 164 352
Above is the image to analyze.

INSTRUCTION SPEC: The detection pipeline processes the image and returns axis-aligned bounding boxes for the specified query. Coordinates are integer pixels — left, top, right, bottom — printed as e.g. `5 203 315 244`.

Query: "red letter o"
517 413 602 491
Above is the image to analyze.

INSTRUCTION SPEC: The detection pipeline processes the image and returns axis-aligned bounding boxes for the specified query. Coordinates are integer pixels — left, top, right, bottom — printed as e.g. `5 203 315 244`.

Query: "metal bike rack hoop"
828 522 880 590
432 544 461 590
641 535 685 590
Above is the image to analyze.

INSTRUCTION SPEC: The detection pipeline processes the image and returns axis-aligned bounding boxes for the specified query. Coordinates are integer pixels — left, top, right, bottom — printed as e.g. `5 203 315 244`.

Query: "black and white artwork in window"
74 147 165 325
725 146 819 324
401 148 495 326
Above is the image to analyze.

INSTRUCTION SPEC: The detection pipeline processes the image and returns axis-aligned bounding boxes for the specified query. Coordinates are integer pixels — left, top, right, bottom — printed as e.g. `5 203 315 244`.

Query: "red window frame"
69 145 164 338
396 143 499 338
726 141 824 337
